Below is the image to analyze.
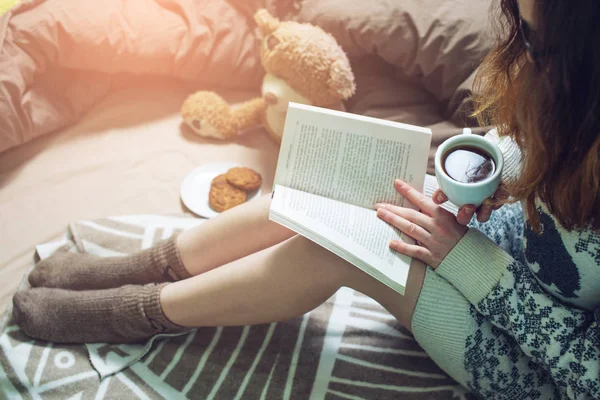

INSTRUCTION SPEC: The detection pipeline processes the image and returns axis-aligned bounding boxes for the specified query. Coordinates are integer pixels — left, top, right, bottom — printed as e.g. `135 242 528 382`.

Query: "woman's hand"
376 180 468 268
432 184 508 225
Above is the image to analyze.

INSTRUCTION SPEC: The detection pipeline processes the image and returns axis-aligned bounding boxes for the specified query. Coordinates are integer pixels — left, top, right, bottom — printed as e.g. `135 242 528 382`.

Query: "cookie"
208 181 247 212
225 167 262 191
211 174 228 185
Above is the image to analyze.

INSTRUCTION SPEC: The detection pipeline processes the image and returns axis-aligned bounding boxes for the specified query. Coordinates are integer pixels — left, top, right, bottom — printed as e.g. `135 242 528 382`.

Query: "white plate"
180 162 262 218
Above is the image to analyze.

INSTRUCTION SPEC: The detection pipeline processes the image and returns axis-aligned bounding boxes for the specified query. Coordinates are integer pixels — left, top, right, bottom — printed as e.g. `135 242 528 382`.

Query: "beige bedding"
0 80 280 314
0 0 269 152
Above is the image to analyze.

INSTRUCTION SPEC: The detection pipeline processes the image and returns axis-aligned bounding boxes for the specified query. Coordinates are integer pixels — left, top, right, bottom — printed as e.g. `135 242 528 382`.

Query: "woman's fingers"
376 208 430 244
374 203 434 232
494 183 510 202
477 183 509 222
439 181 509 224
456 205 477 225
431 189 448 205
476 184 509 222
389 240 434 266
394 180 438 216
477 199 494 222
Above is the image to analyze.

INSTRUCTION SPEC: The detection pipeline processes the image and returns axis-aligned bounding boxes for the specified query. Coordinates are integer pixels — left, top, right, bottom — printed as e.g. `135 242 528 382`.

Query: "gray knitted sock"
12 283 188 344
29 237 191 290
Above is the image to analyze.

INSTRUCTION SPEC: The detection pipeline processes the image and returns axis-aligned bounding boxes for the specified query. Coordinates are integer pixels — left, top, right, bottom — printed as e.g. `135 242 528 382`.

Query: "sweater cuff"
411 268 473 386
435 228 514 305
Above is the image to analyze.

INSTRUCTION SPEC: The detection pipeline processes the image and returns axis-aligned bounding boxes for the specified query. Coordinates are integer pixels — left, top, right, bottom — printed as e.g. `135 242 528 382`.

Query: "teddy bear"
180 9 356 143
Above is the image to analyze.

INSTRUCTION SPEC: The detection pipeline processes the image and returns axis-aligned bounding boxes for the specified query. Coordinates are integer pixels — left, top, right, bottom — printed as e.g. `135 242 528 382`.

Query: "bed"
0 0 492 398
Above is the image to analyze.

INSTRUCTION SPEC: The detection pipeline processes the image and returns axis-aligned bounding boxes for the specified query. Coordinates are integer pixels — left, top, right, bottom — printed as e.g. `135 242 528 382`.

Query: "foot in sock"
12 283 189 344
28 237 192 290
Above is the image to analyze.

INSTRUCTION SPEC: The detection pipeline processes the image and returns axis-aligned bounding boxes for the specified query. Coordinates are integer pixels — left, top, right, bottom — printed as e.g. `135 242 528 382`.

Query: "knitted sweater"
435 130 600 399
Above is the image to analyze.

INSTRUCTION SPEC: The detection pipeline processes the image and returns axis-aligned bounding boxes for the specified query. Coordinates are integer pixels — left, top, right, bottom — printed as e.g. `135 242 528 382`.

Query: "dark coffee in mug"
442 145 496 183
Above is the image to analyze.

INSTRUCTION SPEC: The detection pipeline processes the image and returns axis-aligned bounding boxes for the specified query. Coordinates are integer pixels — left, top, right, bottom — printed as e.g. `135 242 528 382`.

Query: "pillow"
290 0 493 104
0 0 266 153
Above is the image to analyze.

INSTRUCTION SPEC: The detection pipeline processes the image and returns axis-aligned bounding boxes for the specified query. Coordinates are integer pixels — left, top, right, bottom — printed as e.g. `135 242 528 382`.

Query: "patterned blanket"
0 214 471 399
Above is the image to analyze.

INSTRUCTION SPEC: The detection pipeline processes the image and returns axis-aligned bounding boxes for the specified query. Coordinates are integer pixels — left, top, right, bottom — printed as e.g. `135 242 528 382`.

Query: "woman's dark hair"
473 0 600 231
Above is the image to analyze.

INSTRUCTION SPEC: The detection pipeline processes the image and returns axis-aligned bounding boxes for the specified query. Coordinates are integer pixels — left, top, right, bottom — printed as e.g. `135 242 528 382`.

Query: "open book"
269 103 432 295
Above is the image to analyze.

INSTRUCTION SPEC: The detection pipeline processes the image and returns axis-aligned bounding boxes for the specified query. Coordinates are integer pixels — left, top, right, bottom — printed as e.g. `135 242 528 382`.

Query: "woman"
13 0 599 398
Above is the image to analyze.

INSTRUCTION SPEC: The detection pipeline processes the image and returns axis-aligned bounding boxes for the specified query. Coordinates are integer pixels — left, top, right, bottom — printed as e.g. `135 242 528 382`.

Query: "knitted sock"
12 283 189 344
29 237 191 290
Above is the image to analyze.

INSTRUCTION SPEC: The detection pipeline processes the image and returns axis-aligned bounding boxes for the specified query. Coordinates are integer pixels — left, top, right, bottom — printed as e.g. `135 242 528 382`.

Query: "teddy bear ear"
328 59 356 100
254 9 280 36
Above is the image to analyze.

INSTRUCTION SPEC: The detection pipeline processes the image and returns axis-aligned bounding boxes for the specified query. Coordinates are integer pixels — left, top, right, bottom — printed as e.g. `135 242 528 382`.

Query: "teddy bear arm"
327 59 356 100
232 98 266 134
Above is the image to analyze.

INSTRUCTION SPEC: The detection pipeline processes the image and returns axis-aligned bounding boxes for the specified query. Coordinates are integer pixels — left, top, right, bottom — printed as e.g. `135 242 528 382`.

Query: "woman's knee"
282 236 356 287
344 259 427 330
278 237 425 329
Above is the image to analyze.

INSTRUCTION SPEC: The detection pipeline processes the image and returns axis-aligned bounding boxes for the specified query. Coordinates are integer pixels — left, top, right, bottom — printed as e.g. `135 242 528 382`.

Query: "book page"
274 103 432 210
270 185 410 293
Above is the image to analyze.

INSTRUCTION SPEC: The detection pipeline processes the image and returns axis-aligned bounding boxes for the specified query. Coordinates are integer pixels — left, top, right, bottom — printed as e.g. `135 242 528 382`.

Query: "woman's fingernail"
435 193 447 203
394 179 404 187
377 208 387 218
465 205 476 214
375 203 387 209
389 240 398 249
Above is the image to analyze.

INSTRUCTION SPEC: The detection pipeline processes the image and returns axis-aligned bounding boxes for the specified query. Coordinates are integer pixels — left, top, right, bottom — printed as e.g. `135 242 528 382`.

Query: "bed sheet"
0 79 280 314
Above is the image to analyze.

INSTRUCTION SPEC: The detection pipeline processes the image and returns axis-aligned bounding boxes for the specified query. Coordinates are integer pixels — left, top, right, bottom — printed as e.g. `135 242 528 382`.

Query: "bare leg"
15 196 426 342
178 194 295 276
14 235 425 342
162 235 426 331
